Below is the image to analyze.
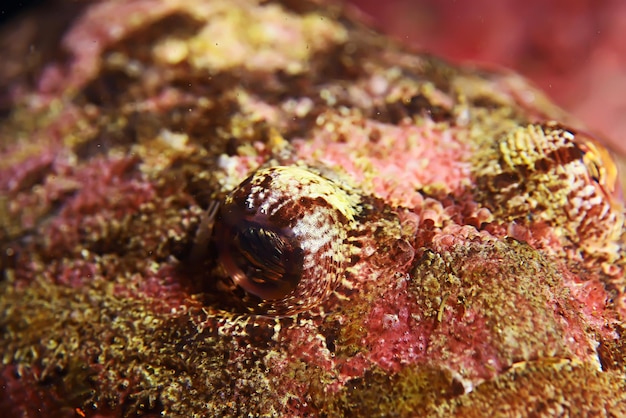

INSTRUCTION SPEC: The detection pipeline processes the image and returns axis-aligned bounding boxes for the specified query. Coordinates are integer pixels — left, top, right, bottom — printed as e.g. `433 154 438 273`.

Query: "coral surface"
1 0 625 417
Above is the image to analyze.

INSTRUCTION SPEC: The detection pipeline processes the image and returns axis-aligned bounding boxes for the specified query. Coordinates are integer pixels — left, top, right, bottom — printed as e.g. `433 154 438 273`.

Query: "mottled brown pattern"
473 122 623 264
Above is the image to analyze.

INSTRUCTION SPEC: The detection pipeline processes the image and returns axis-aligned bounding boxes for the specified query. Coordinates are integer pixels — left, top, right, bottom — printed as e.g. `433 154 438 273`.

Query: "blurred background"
347 0 626 155
2 1 625 154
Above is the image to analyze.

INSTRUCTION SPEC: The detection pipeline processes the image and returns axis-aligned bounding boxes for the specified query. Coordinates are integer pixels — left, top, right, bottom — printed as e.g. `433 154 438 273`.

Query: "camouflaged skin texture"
1 0 625 417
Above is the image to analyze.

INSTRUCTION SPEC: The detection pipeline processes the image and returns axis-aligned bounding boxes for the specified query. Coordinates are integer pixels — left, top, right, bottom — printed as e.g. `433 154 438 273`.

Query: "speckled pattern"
213 165 361 314
1 0 625 417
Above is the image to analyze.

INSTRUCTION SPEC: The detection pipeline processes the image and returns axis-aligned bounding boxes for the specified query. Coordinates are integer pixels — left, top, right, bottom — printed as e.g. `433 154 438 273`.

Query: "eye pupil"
215 214 304 301
235 226 288 284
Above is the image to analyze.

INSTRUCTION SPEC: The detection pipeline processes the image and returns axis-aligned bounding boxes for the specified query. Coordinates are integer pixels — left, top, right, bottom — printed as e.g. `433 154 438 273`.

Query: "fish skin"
1 0 625 417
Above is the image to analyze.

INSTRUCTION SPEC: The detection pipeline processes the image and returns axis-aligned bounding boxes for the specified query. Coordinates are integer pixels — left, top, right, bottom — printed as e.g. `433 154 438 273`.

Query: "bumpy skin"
1 0 625 417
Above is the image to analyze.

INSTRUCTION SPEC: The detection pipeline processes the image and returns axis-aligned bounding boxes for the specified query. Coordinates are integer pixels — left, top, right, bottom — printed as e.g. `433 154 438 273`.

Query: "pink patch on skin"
363 285 497 383
0 365 62 417
40 156 155 256
294 118 472 206
0 153 54 193
42 0 176 95
240 95 282 126
36 64 67 96
216 153 268 187
112 265 189 312
49 260 99 288
430 309 507 381
358 269 433 374
133 88 186 113
574 280 611 318
557 264 620 341
60 157 150 217
547 296 603 361
0 104 86 191
336 352 371 382
430 224 494 252
361 221 608 385
397 208 421 233
361 274 500 383
280 322 334 372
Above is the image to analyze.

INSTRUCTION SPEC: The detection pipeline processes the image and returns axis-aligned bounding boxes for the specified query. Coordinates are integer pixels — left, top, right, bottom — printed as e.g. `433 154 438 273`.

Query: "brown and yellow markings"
472 121 624 261
210 165 364 315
